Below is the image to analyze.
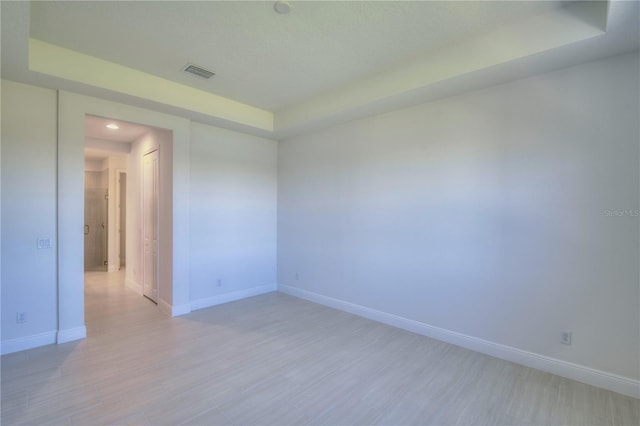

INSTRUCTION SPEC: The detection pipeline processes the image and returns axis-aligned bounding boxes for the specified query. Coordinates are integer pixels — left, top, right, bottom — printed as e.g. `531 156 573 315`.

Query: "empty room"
1 1 639 425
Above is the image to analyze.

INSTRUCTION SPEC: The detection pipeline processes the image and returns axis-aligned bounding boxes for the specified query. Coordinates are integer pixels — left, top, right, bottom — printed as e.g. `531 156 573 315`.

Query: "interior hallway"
83 270 159 335
1 272 639 425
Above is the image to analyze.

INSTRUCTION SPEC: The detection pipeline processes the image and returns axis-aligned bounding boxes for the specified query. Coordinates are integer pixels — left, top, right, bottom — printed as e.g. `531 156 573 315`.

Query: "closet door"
143 149 159 303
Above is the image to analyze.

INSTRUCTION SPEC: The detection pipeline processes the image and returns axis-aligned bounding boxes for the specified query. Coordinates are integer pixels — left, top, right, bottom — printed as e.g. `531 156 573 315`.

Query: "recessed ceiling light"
274 1 291 14
106 123 119 130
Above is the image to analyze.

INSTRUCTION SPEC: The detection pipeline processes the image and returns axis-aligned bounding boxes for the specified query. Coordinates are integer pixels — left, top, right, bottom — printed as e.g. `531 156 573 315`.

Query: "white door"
143 150 159 303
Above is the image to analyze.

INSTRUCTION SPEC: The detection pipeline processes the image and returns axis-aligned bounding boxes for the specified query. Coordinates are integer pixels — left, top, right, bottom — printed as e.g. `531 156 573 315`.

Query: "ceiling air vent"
183 63 215 79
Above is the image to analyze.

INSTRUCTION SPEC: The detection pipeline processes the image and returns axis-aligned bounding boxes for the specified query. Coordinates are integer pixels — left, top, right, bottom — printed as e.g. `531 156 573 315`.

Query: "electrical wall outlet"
561 331 572 345
295 272 299 281
216 279 222 287
16 312 28 324
37 238 52 249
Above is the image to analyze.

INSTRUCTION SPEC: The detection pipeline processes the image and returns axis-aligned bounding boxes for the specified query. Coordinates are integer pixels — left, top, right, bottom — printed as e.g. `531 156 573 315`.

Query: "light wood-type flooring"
2 270 638 425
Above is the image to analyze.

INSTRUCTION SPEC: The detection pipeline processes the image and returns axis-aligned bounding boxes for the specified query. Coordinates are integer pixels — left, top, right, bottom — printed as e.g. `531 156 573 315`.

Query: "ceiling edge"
5 1 631 142
28 38 274 133
274 1 608 138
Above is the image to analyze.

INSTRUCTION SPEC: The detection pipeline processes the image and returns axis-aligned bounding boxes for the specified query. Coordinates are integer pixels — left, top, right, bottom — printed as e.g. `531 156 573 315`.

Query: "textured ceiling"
84 115 152 161
30 1 567 110
85 115 152 143
2 1 638 139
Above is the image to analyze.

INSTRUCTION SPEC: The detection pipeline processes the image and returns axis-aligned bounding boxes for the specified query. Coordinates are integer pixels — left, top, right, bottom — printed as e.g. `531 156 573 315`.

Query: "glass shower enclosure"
84 170 108 271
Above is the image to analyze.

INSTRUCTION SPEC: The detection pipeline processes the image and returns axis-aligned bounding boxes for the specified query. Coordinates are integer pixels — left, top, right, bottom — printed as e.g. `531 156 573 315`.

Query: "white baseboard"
171 303 192 317
1 331 57 355
158 299 172 316
158 298 192 317
125 276 142 295
57 326 86 344
190 284 276 312
278 284 640 399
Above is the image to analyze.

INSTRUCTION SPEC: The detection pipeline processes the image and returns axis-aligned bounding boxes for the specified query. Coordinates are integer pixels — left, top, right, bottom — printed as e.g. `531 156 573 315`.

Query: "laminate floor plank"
2 270 638 425
144 381 236 425
181 407 232 426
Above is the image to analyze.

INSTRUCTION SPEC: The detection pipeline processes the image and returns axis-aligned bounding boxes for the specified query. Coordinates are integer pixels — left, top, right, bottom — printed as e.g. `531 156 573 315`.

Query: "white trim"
125 276 143 295
1 331 57 355
158 299 191 317
56 326 86 344
171 303 192 317
158 299 172 316
277 284 640 399
190 284 277 312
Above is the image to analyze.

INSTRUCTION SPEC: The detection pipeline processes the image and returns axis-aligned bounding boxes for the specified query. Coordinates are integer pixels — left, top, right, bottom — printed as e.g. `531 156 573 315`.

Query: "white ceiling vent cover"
183 63 215 79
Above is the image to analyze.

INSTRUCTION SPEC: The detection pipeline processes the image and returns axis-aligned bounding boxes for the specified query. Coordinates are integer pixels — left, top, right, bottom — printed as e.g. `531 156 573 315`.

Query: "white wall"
189 122 278 309
0 81 279 352
1 81 58 350
84 158 104 172
1 52 636 397
85 137 130 155
1 79 279 353
278 53 640 384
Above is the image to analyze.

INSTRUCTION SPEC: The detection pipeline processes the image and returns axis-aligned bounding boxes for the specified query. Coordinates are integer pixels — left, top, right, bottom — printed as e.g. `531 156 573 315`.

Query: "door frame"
56 91 191 343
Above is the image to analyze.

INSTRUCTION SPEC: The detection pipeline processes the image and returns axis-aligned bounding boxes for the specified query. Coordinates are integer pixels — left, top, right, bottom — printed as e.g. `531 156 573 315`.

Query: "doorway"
82 113 170 327
57 93 187 343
